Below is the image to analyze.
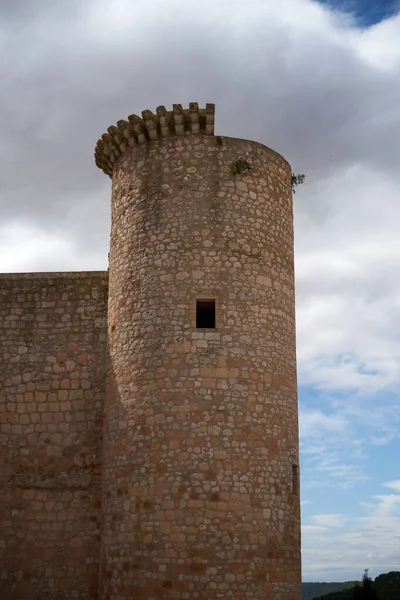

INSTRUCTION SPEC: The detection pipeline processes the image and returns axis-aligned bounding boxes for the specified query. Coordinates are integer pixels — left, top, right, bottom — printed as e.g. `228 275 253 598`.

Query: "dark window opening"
196 299 216 329
292 464 299 495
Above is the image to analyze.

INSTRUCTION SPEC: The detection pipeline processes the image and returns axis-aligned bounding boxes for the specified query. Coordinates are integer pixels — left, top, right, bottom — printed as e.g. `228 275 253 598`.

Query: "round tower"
95 103 301 600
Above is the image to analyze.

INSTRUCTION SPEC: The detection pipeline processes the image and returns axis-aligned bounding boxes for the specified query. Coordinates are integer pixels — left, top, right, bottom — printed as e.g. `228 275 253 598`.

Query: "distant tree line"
314 570 400 600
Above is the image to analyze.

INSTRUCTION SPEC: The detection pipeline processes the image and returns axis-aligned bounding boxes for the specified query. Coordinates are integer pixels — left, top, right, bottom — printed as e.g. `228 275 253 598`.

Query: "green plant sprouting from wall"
291 173 305 193
233 158 253 176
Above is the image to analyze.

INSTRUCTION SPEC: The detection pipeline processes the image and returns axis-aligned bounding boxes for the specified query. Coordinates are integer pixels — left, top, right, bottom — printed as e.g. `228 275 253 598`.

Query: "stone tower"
94 103 301 600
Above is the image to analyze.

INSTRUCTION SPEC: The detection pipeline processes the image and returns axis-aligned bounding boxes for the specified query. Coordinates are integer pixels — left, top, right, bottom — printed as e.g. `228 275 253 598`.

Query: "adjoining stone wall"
0 272 108 600
101 129 301 599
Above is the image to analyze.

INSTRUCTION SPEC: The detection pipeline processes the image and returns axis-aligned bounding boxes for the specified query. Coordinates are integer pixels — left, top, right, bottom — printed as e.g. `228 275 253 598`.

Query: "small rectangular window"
292 464 299 495
196 299 216 329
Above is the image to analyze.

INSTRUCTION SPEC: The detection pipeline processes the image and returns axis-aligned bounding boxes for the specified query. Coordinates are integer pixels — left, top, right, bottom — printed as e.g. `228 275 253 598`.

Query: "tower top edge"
94 102 215 177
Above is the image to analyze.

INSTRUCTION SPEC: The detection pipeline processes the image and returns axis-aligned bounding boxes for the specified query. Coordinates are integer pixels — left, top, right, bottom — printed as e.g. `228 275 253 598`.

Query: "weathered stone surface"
102 119 301 599
0 272 108 600
0 103 301 600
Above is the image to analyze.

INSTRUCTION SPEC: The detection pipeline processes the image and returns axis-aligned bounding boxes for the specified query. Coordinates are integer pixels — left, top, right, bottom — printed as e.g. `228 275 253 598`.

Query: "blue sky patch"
317 0 400 26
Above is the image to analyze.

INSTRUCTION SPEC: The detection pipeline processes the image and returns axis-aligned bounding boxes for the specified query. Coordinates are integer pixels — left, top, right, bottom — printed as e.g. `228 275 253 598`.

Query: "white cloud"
371 432 398 446
352 13 400 69
301 499 313 506
302 486 400 580
383 480 400 493
371 494 400 518
0 223 75 272
300 409 349 438
0 214 108 272
311 514 346 527
302 525 328 535
296 165 400 393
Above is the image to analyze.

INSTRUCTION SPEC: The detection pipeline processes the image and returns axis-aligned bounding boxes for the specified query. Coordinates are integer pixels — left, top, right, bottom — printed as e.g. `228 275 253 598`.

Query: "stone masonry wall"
0 272 108 600
101 130 301 599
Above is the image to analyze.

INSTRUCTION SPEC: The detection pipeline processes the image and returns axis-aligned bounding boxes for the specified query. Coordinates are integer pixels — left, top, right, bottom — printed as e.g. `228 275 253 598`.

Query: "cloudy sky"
1 0 400 583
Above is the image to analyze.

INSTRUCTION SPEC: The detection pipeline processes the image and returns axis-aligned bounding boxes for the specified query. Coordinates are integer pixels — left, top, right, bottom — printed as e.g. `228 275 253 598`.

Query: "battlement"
94 102 215 176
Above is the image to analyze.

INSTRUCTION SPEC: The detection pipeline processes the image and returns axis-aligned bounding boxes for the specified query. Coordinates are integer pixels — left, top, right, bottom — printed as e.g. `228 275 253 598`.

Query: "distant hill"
312 571 400 600
302 581 356 600
313 586 356 600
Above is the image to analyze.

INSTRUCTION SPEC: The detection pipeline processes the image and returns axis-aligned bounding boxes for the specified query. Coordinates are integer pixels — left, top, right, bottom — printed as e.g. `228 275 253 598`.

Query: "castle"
0 103 301 599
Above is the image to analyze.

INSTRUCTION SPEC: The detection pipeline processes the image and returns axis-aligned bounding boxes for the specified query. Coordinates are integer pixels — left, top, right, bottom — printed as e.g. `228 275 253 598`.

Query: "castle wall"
102 132 301 599
0 272 108 600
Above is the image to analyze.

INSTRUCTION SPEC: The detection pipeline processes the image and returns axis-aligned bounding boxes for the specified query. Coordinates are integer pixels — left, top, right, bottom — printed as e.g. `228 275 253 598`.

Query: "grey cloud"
1 0 399 232
0 0 84 22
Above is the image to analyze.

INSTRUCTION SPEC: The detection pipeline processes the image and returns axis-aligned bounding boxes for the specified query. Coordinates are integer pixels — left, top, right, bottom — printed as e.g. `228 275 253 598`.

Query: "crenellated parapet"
94 102 215 176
